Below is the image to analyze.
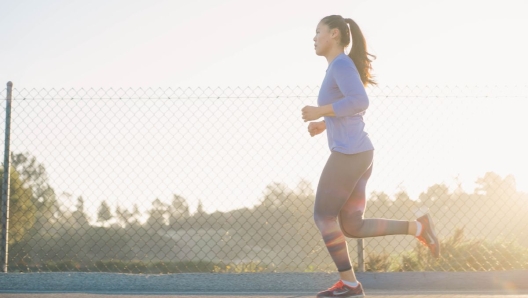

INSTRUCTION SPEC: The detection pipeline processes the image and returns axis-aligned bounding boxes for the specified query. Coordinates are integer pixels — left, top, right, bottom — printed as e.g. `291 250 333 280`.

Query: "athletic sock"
342 280 359 288
415 221 423 236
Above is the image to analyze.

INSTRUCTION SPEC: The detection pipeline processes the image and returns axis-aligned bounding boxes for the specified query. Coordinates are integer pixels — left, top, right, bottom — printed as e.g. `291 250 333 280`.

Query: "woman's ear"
330 28 338 38
331 28 340 41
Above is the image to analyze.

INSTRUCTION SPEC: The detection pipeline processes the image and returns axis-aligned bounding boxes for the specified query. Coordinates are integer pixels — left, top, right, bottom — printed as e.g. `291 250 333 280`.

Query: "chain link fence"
1 84 527 273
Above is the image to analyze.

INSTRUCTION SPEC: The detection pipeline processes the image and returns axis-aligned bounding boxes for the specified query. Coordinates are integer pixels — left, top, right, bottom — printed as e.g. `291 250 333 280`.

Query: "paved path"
1 271 527 297
1 292 528 298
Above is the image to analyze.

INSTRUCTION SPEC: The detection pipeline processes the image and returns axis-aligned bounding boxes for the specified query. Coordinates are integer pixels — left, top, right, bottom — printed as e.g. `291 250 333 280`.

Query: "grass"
362 228 528 272
15 260 271 273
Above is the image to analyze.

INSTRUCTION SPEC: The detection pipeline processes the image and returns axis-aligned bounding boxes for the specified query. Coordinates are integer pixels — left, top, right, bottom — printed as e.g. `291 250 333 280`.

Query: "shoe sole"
317 295 364 298
317 285 365 298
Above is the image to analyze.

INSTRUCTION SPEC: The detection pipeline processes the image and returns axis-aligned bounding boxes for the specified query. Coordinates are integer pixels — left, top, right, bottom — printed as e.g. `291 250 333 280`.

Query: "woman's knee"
313 212 326 230
313 211 337 232
313 194 346 231
339 210 364 238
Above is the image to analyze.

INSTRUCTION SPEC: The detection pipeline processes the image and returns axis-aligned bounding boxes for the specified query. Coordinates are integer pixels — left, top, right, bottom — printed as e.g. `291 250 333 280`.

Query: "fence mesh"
1 85 527 273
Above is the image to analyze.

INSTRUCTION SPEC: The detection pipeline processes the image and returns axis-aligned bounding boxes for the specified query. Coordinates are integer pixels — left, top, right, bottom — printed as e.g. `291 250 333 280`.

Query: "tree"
115 205 133 228
97 200 113 226
0 167 36 243
192 200 208 229
418 184 450 206
394 191 416 209
293 179 315 216
147 198 169 231
196 200 205 215
260 182 291 209
475 172 516 199
255 182 297 246
366 191 392 219
131 204 141 227
75 196 89 221
10 152 59 230
369 191 391 206
171 195 189 216
392 190 418 218
71 196 89 228
169 194 189 228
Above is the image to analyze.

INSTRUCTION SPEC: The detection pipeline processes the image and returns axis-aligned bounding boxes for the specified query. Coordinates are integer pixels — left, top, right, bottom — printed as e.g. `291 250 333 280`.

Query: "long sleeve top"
317 53 374 154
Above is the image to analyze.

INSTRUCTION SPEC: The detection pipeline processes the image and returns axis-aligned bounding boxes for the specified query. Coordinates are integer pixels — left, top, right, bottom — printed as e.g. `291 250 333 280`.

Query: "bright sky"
1 0 528 218
3 0 528 87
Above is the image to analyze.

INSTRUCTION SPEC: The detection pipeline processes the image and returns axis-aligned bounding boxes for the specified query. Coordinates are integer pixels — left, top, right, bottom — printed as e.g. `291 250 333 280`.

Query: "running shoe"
316 280 365 298
417 213 440 258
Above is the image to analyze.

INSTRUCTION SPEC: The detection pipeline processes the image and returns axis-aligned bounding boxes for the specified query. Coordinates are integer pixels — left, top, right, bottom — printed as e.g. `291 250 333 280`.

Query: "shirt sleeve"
331 59 369 118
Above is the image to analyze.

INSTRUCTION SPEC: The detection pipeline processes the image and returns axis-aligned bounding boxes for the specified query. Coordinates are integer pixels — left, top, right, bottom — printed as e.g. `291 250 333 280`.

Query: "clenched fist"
307 121 326 137
302 105 322 122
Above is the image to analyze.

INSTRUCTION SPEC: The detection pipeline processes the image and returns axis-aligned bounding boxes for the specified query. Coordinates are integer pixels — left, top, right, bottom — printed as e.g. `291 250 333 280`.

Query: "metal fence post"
357 238 365 272
1 81 13 273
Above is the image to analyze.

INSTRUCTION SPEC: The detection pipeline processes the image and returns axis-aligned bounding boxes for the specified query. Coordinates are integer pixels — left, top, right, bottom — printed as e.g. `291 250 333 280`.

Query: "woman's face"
313 22 336 56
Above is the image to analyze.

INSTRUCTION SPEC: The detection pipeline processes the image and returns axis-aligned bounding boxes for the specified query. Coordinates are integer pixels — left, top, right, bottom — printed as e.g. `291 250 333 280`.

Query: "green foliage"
0 167 36 244
430 228 528 271
147 198 169 230
13 227 528 273
11 152 59 232
5 162 528 273
362 227 528 272
13 259 271 273
364 252 393 272
97 201 113 224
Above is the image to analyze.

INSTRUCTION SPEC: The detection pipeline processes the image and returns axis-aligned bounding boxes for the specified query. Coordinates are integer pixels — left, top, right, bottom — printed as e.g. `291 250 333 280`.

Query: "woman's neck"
325 48 345 65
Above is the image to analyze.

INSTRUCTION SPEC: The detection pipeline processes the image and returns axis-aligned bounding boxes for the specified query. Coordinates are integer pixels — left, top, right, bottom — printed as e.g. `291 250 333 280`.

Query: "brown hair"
321 15 376 86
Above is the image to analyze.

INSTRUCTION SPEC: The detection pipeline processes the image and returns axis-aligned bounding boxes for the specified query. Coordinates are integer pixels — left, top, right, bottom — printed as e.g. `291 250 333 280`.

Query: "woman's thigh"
340 162 373 216
314 150 373 219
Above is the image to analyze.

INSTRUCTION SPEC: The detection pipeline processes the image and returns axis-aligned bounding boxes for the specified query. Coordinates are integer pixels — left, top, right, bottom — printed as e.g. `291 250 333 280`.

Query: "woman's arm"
330 60 369 118
301 60 368 121
317 104 335 117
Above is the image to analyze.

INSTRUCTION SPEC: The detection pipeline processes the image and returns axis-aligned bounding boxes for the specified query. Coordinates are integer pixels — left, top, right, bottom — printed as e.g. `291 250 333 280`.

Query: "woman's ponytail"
344 18 376 86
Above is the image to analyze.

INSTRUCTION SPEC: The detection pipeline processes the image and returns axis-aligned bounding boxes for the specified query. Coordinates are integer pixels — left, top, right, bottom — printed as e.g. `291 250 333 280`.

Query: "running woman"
301 15 440 298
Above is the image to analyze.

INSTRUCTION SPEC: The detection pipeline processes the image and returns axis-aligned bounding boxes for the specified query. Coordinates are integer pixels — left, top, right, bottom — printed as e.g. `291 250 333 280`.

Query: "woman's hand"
302 106 322 122
308 121 326 137
302 105 334 122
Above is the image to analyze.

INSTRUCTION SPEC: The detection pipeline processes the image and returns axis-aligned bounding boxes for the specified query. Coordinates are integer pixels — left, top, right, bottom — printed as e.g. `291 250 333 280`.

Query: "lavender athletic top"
317 53 374 154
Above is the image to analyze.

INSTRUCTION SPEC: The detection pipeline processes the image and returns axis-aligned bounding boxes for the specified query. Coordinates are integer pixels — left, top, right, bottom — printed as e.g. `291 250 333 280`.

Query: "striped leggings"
313 150 409 272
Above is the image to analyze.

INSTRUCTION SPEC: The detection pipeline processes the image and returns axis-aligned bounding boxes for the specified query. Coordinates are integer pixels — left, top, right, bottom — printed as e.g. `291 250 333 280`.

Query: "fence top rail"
2 85 527 100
